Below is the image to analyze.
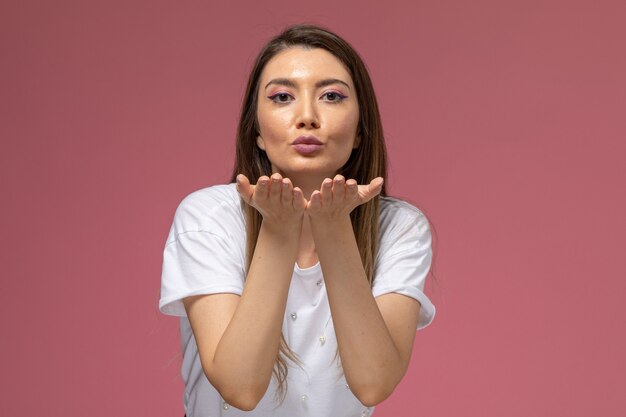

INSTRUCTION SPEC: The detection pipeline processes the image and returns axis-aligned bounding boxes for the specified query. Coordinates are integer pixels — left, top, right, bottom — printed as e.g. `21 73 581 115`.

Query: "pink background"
1 0 625 416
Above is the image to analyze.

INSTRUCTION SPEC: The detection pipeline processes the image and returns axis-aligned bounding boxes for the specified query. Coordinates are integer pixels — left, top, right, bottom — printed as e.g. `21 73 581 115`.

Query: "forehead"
260 47 353 86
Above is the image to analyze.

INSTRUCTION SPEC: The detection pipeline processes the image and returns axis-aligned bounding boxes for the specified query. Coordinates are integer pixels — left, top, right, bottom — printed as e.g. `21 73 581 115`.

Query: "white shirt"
160 183 435 417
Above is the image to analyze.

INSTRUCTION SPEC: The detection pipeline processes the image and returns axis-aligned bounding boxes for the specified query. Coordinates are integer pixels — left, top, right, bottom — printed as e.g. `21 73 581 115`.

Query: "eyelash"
267 91 348 104
321 91 348 102
268 93 293 103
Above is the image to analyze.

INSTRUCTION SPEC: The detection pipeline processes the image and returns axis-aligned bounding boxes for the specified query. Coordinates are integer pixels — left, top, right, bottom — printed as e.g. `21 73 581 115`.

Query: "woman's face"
256 47 360 180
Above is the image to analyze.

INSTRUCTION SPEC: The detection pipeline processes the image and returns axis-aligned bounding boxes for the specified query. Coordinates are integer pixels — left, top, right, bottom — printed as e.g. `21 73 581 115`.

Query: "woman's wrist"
260 216 304 239
309 213 353 241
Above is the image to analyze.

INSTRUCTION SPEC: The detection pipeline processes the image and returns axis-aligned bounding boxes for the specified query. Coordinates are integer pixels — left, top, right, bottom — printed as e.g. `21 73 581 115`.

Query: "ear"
256 135 266 151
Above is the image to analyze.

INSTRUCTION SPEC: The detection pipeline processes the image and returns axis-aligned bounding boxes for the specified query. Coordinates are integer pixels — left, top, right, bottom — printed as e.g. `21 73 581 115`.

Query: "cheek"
331 112 359 142
257 109 290 140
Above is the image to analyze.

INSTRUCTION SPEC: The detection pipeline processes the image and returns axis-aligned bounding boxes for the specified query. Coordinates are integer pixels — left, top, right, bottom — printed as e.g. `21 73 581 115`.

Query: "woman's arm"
183 174 306 411
308 176 421 407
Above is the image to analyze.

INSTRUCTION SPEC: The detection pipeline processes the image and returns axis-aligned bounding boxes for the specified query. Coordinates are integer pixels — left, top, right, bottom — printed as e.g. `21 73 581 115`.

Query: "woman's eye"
322 92 346 102
269 93 292 103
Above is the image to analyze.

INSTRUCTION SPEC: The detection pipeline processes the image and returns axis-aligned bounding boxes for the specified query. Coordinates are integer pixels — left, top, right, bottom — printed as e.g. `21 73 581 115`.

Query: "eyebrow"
264 78 351 91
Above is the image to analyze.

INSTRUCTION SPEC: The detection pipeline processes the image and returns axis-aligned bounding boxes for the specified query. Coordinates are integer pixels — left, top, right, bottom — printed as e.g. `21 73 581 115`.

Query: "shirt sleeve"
372 209 436 330
159 189 246 317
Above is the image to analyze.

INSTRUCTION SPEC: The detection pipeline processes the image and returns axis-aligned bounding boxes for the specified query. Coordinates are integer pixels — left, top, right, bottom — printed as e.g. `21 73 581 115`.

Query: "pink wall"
1 0 625 415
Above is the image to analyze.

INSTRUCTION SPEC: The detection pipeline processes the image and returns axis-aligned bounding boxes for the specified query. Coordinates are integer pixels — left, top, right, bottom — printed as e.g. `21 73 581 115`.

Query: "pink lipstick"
292 136 323 155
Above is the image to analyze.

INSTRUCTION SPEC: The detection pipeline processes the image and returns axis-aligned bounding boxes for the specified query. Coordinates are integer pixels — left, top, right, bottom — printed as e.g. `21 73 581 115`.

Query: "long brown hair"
229 24 388 399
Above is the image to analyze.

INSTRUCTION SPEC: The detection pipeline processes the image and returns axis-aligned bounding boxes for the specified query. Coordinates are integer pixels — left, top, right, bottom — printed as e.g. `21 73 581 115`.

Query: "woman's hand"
236 173 307 226
307 175 384 220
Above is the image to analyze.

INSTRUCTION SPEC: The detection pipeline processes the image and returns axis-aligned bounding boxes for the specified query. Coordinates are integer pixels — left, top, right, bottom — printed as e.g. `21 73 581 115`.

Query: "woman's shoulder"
380 195 428 226
378 196 430 241
170 183 244 238
177 183 240 210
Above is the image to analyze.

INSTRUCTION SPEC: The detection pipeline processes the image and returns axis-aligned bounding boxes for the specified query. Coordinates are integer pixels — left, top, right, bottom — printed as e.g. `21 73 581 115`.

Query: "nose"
295 98 320 129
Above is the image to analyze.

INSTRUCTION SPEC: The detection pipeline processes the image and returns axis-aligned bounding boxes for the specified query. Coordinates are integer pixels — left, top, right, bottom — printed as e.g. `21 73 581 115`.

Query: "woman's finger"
346 179 359 201
236 174 254 204
293 187 306 210
358 177 384 202
333 174 346 201
309 190 322 211
269 173 283 199
256 176 270 200
370 177 384 190
281 178 293 205
321 178 333 206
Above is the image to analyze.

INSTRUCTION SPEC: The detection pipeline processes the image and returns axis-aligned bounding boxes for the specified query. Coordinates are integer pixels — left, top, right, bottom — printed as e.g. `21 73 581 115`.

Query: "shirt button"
290 312 297 320
316 280 323 287
223 401 230 410
319 335 326 345
301 394 308 402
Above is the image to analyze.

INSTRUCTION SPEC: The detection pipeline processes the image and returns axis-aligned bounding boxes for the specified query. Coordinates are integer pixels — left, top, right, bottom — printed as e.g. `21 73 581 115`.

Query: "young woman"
160 24 436 417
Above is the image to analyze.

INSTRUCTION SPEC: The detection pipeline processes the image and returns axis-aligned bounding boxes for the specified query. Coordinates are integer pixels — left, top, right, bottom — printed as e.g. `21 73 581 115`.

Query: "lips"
292 136 323 155
293 136 322 145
